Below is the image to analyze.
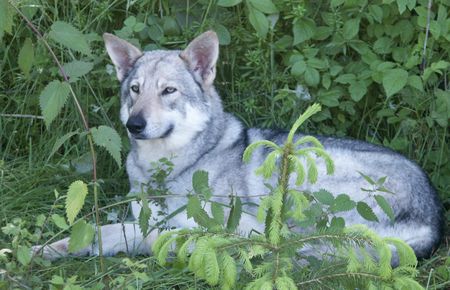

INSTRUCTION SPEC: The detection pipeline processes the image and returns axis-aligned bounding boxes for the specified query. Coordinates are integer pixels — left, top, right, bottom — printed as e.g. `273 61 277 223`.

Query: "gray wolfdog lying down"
33 31 443 264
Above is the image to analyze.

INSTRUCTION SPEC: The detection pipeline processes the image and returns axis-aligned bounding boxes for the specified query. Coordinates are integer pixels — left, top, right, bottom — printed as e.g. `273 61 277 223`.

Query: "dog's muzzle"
126 115 146 135
126 115 174 140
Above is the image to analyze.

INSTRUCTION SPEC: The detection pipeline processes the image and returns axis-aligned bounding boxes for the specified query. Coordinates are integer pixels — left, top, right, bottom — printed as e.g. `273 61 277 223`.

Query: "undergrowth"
0 0 449 289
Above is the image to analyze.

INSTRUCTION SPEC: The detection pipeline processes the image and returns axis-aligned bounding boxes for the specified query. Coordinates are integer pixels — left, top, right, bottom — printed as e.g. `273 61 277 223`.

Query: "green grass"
1 0 449 289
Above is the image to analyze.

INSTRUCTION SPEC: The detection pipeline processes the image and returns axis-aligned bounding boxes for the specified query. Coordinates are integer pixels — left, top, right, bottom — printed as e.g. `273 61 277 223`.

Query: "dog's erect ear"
103 33 143 81
180 31 219 87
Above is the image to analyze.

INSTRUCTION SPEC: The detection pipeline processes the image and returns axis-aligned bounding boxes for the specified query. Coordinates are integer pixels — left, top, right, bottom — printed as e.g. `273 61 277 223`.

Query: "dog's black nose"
126 115 146 134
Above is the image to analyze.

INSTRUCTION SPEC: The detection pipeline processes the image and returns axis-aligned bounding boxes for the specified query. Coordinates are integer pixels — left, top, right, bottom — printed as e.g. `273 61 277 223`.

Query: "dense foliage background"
0 0 448 288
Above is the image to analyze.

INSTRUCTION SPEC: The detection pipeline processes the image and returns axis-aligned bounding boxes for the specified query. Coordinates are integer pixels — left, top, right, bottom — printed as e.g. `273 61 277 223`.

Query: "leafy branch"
151 103 421 289
8 1 122 272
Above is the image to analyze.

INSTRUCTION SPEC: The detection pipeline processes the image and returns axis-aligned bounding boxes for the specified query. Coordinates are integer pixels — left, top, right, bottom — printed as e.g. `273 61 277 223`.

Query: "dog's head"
103 31 219 146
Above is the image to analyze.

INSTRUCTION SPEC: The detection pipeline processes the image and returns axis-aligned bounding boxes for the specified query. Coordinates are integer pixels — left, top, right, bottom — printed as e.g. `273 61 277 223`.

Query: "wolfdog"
34 31 443 263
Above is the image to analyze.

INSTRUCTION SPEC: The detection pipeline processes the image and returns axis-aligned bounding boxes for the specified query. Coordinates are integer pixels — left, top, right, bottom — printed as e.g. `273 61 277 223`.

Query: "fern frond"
239 249 253 273
306 155 318 184
268 187 283 244
244 275 272 290
394 277 424 290
347 247 360 272
288 189 308 220
248 244 267 259
377 241 393 279
289 155 306 186
188 237 209 274
221 252 237 289
294 135 324 149
177 235 196 263
275 275 297 290
204 247 220 285
243 140 280 163
255 150 280 179
152 231 175 256
360 248 377 272
257 196 272 222
286 103 321 143
384 237 417 268
157 236 177 265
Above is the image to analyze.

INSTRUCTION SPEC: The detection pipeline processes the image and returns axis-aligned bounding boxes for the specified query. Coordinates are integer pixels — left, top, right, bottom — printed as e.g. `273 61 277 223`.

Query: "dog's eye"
162 87 177 95
131 85 140 93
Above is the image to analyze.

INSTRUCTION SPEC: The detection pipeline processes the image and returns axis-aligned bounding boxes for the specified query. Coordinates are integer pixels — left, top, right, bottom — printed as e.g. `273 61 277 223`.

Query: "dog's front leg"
32 222 158 260
32 200 165 260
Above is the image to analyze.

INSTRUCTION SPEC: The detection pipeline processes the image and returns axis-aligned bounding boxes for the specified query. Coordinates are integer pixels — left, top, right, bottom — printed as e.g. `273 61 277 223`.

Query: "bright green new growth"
153 104 421 289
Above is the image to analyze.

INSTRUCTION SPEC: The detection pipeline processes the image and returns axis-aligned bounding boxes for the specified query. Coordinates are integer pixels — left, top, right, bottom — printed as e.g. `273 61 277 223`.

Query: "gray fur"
33 31 443 263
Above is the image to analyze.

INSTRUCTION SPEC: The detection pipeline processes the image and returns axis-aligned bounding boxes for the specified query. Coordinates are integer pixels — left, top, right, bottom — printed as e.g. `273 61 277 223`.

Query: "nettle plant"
152 104 421 290
1 2 123 272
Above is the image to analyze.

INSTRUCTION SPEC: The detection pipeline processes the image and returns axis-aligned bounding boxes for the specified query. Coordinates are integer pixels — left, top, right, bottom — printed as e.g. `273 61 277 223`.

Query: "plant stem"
10 1 104 272
279 143 293 222
421 0 433 72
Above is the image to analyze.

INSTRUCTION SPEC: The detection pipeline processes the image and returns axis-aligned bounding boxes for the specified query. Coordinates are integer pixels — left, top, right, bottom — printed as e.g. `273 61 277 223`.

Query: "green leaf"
396 0 414 14
331 0 345 8
293 18 316 45
162 16 180 36
39 80 71 128
358 171 376 185
187 195 201 219
138 193 151 236
187 196 215 229
248 0 278 14
217 0 242 7
211 202 224 225
330 194 356 213
349 80 367 102
192 170 212 199
47 130 79 161
51 214 69 230
124 16 137 27
368 5 383 23
357 201 379 222
330 216 345 230
68 220 95 253
17 245 32 266
226 196 242 231
291 60 306 76
304 66 320 86
374 195 394 222
407 75 424 92
335 73 356 84
248 6 268 38
383 68 408 97
317 88 342 107
65 180 88 225
0 0 14 40
63 60 94 83
49 21 91 55
343 18 360 40
214 23 231 45
313 189 334 205
91 125 122 167
18 38 34 77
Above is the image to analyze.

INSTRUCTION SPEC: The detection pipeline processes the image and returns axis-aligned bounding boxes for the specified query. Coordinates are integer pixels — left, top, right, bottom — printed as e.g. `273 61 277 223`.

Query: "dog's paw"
31 240 69 260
